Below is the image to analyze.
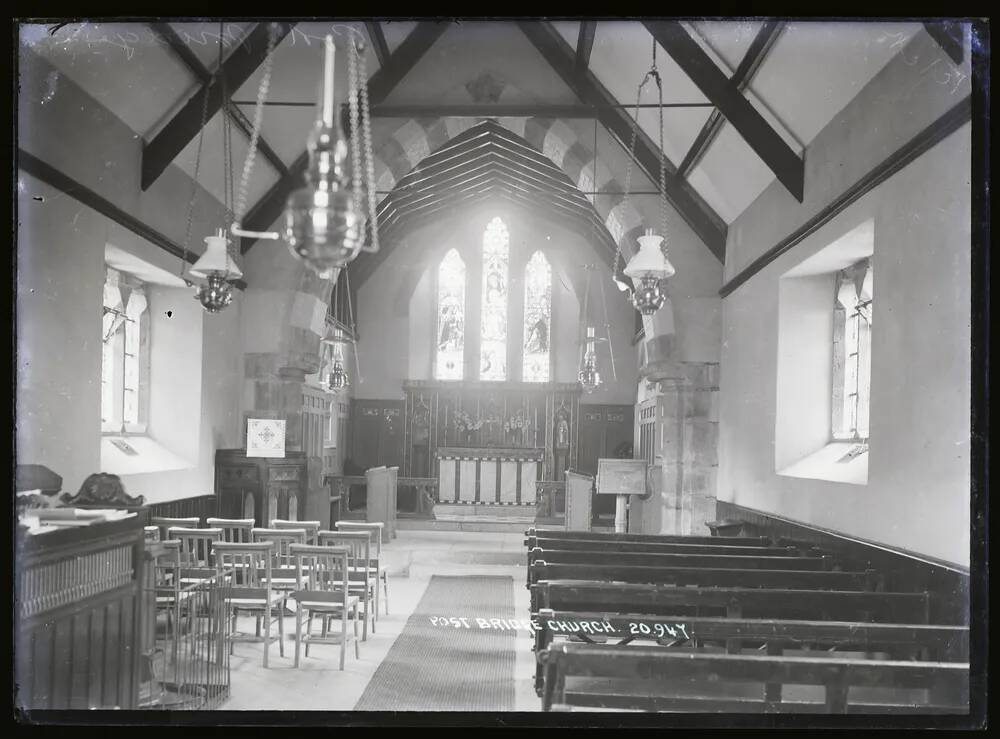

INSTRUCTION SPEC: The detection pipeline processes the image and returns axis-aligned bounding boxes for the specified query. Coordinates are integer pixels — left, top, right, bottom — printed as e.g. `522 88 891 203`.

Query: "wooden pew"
526 527 772 548
527 536 814 558
529 563 880 606
533 581 932 623
539 643 970 713
526 549 834 590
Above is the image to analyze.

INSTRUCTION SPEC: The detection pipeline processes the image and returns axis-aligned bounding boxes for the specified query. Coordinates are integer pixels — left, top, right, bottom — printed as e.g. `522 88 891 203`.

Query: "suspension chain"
233 22 278 227
357 42 378 255
347 37 364 229
181 55 216 281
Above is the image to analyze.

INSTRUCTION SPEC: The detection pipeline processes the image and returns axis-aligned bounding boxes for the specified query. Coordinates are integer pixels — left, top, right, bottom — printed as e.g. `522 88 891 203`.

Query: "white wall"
717 29 971 566
16 45 243 503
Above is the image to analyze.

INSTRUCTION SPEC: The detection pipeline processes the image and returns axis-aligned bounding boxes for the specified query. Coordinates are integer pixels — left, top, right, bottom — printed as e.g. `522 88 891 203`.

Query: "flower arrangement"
503 410 528 435
454 410 485 433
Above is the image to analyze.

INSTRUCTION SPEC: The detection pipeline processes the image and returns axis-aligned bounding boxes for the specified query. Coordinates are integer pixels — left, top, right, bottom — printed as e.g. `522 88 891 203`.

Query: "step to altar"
433 503 537 519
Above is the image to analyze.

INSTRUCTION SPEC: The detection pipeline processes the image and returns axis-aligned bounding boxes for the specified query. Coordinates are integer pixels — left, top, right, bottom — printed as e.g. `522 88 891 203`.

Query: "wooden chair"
251 527 307 591
212 541 286 668
207 517 255 543
289 544 361 670
270 519 321 545
151 516 199 542
167 526 223 568
335 520 388 617
317 530 374 640
149 539 185 670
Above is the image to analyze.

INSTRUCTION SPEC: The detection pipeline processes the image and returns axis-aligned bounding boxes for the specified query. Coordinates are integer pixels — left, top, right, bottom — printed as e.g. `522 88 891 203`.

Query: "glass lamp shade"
578 354 601 392
189 232 242 280
194 273 235 313
630 276 668 315
328 358 350 390
284 185 362 278
623 230 675 281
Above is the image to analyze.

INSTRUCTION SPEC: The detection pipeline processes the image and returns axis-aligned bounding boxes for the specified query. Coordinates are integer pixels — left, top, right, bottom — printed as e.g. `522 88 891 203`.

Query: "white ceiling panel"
747 21 922 146
380 21 419 54
173 111 280 210
552 21 580 52
22 22 197 136
633 106 714 166
590 21 710 105
235 22 378 105
167 22 255 71
687 120 776 224
251 105 318 167
689 20 764 73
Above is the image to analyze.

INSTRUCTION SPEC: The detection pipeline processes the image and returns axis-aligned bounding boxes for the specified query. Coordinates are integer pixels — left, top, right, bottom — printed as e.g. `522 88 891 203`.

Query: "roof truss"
644 20 805 203
141 21 296 190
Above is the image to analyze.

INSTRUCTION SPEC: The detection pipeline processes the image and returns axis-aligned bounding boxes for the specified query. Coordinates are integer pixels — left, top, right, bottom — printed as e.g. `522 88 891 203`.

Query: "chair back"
317 530 371 571
252 527 307 568
289 544 350 598
144 525 161 542
271 519 321 545
167 526 223 566
212 541 275 590
207 517 255 543
151 516 199 541
334 521 383 557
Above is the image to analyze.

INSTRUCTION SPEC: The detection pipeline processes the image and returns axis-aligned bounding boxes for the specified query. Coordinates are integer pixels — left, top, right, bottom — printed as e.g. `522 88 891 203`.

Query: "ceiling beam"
365 21 391 67
923 21 965 66
677 21 783 180
518 20 727 262
150 22 289 178
141 22 296 191
576 22 597 71
644 20 804 202
240 21 450 255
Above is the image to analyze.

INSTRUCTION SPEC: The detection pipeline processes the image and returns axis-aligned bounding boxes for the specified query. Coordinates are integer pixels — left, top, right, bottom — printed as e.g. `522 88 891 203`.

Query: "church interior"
14 18 982 720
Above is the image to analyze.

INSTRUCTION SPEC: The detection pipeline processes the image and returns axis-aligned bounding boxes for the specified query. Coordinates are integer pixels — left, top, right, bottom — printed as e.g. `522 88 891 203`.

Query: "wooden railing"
146 494 217 524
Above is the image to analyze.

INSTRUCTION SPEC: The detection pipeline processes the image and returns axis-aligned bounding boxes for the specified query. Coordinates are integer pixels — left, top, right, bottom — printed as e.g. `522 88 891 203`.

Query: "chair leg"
354 603 360 659
362 587 369 642
306 612 313 658
277 602 285 657
263 606 271 669
340 608 347 671
294 605 302 668
382 572 389 615
373 578 380 623
255 615 261 637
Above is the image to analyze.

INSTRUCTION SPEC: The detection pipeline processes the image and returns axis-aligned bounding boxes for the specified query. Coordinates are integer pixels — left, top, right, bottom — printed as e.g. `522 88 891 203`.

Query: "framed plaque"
247 418 286 458
595 458 647 496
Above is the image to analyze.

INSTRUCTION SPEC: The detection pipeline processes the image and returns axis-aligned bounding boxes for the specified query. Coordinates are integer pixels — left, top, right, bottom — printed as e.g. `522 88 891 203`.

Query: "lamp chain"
233 22 278 228
357 44 379 255
347 38 364 233
181 57 216 281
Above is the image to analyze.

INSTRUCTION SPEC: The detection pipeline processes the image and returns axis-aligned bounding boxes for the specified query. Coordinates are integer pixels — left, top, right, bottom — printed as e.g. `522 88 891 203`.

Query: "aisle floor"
218 531 539 711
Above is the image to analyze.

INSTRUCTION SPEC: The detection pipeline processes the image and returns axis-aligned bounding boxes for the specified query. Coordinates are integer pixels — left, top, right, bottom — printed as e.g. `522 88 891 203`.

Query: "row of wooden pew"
524 528 969 713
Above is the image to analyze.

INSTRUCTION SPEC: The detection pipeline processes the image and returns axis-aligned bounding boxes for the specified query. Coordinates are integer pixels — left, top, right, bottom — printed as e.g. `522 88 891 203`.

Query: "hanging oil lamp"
189 229 243 313
578 326 602 393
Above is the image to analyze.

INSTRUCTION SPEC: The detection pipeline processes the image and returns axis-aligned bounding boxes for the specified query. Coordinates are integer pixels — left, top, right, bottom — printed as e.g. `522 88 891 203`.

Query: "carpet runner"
354 575 516 711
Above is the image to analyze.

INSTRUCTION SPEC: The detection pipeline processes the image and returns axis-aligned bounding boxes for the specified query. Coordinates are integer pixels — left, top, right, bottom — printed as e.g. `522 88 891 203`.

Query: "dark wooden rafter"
923 21 965 66
677 21 783 180
141 21 296 190
239 21 450 254
644 20 804 202
576 22 596 71
517 20 727 262
150 22 288 178
365 21 391 67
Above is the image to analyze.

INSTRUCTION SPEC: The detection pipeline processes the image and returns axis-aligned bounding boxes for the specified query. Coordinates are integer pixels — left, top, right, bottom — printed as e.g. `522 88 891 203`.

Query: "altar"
436 446 542 504
401 380 581 505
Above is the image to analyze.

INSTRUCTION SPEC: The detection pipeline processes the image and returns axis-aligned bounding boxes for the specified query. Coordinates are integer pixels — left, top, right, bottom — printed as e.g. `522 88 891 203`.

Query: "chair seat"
230 595 286 608
299 596 360 611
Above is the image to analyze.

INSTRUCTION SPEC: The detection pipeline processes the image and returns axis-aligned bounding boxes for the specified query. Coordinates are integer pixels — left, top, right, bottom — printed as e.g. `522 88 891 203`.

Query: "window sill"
777 441 869 486
100 435 194 476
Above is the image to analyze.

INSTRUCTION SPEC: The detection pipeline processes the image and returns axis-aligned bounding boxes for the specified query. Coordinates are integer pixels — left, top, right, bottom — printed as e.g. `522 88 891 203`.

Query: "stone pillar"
657 363 720 536
240 244 335 519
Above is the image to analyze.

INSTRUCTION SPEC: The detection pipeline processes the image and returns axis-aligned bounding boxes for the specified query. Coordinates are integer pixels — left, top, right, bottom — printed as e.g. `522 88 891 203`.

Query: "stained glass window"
435 249 466 380
522 251 552 382
480 217 509 381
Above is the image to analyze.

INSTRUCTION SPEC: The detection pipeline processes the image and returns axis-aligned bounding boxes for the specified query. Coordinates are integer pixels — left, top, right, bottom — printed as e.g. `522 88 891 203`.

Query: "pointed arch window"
480 216 509 381
522 250 552 382
435 249 466 380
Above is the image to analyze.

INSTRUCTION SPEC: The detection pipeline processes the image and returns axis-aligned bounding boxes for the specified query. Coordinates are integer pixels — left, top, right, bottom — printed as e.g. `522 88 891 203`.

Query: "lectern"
595 459 648 533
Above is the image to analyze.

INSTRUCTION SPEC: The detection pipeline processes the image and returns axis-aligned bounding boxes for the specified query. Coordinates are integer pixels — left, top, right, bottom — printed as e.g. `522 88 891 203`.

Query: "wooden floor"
219 531 540 711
